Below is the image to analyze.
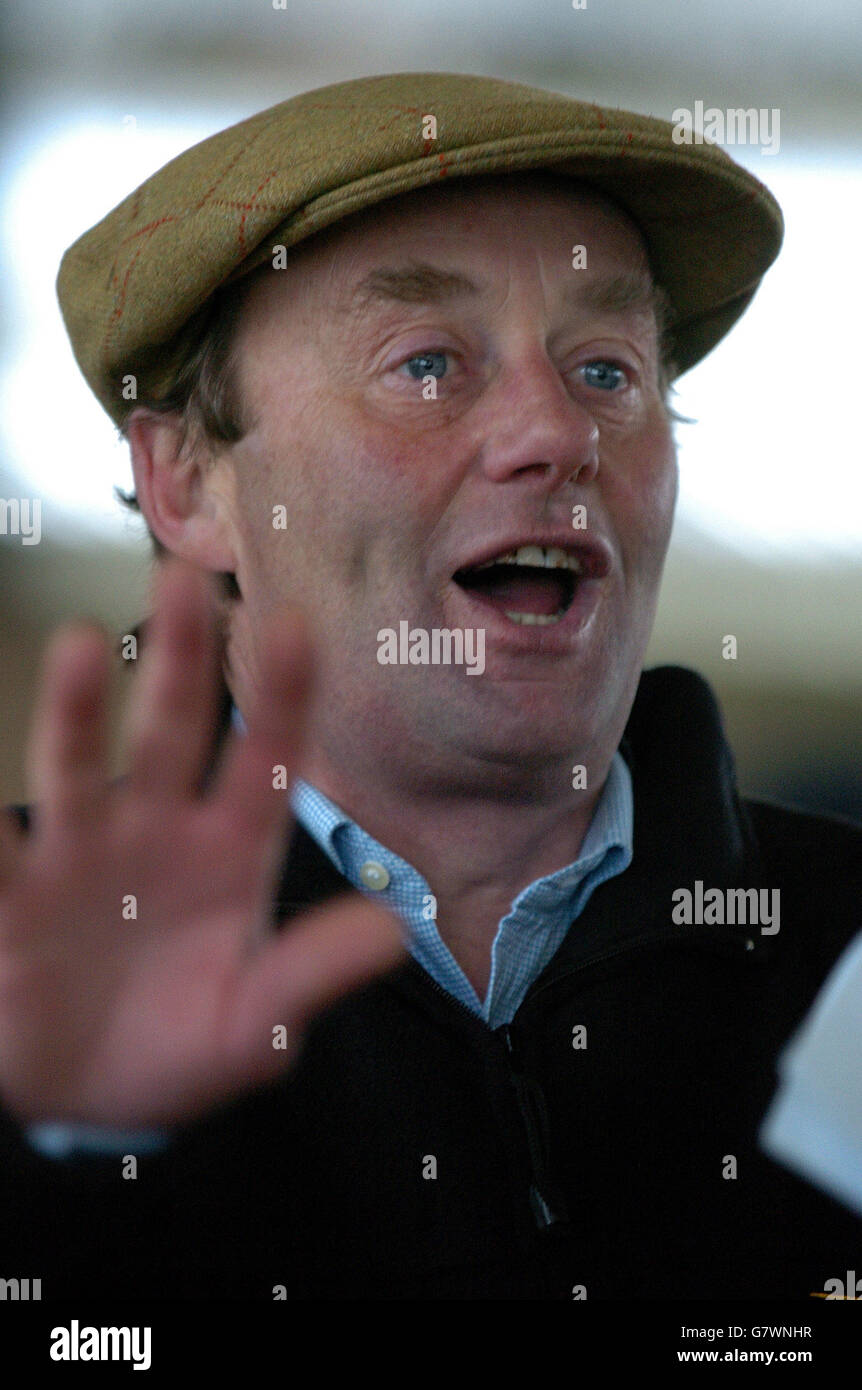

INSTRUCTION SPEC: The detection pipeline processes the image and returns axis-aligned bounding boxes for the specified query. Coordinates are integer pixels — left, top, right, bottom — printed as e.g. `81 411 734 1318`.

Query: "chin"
475 654 636 755
442 689 603 767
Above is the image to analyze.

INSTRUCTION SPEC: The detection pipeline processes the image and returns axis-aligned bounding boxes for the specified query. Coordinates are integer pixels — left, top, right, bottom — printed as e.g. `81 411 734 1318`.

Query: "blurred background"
1 0 860 814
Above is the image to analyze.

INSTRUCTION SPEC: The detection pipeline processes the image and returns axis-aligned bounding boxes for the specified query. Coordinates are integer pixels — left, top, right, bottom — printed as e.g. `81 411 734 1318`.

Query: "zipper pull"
529 1184 559 1230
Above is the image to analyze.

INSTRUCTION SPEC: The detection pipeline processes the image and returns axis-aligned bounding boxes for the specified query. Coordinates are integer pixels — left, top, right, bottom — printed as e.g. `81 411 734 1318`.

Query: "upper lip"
450 532 613 582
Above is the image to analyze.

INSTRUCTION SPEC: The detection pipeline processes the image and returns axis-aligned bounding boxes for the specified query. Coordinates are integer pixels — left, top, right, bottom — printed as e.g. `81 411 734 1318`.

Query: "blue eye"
581 361 626 391
404 351 448 380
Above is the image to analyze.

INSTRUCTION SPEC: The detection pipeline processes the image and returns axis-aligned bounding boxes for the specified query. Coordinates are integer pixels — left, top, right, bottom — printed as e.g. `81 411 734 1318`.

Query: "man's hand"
0 559 404 1128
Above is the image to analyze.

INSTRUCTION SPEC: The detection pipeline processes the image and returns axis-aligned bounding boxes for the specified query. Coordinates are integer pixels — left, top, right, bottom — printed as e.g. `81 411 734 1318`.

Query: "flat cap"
57 71 783 424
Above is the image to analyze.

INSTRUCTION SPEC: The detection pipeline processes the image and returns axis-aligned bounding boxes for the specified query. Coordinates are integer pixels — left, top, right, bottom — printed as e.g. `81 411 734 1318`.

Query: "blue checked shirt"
292 755 633 1028
28 713 632 1158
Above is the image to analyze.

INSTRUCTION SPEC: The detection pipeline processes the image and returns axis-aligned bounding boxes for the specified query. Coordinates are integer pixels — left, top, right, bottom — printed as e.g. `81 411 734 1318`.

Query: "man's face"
221 174 677 790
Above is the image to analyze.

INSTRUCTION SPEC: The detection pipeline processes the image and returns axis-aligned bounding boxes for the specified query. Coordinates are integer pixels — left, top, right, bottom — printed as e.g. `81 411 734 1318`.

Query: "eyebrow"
562 272 669 325
347 262 483 312
342 261 673 337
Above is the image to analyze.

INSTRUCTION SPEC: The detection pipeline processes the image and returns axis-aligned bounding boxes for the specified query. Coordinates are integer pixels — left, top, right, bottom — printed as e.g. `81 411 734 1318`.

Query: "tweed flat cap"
57 71 783 424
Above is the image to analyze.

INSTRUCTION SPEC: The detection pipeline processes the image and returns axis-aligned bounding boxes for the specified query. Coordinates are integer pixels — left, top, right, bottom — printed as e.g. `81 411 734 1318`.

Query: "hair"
116 273 255 545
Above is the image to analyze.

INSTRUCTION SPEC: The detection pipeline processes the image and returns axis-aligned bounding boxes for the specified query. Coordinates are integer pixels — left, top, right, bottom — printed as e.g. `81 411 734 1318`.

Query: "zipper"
500 1021 569 1231
502 922 760 1229
404 923 757 1234
400 960 568 1231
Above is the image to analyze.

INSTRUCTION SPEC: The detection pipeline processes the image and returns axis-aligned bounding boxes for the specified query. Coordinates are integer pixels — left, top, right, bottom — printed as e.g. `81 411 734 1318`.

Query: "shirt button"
359 860 390 891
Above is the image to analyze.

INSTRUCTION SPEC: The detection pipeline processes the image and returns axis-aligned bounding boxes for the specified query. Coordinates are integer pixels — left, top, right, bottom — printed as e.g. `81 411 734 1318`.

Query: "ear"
126 409 238 573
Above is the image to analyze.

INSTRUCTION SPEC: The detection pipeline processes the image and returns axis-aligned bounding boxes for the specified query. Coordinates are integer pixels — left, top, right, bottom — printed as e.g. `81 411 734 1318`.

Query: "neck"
308 750 605 894
224 631 621 994
299 745 611 996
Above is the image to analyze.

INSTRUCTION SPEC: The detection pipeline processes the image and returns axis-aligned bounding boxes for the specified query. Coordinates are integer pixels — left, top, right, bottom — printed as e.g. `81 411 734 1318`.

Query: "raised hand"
0 558 403 1128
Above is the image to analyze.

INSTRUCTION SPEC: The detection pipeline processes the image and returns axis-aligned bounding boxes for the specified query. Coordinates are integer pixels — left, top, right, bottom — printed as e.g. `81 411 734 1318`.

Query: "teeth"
463 544 582 627
504 610 566 626
473 545 583 574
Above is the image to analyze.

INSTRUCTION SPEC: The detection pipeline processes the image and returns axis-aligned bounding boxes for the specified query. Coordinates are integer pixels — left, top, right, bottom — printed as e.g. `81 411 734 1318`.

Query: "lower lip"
449 577 604 650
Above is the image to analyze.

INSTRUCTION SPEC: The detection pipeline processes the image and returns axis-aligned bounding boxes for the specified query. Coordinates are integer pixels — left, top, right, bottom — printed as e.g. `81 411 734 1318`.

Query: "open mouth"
453 544 584 626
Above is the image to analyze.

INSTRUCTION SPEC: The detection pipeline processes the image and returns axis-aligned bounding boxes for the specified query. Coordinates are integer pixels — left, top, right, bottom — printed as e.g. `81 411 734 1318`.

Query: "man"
0 72 859 1300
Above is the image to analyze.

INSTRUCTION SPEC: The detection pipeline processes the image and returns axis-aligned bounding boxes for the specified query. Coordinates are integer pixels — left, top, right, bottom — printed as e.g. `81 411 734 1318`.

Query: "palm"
0 560 402 1128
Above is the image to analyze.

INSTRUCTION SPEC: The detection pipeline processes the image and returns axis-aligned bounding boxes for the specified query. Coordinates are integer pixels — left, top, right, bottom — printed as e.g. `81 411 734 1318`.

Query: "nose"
477 352 600 491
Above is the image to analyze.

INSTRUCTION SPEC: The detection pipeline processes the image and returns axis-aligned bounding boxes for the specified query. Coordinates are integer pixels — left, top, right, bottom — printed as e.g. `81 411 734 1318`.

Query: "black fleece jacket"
1 666 860 1299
